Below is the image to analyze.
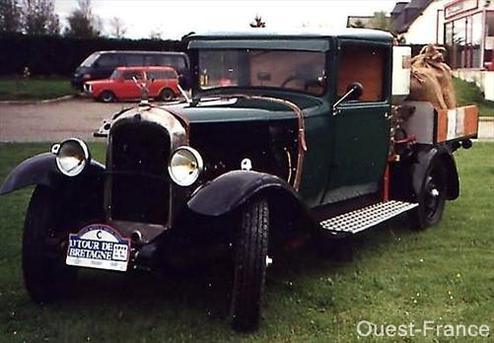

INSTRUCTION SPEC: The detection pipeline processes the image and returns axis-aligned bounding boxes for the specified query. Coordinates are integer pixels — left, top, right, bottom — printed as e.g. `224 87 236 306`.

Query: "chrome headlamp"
168 146 203 186
51 138 90 177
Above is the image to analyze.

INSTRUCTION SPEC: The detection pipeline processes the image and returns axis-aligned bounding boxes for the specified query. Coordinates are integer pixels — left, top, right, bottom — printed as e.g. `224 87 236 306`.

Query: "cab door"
322 40 391 204
118 70 144 99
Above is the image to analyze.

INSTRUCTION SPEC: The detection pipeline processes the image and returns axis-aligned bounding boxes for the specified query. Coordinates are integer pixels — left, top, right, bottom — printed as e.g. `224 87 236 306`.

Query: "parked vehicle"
1 29 479 332
71 50 189 90
83 66 180 102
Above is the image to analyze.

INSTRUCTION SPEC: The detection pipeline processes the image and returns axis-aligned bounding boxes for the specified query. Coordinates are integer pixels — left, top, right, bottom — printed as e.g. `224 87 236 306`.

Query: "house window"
485 12 494 68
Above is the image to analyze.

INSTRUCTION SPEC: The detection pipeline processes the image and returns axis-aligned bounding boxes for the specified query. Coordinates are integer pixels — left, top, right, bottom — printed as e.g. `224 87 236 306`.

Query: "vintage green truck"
0 29 479 331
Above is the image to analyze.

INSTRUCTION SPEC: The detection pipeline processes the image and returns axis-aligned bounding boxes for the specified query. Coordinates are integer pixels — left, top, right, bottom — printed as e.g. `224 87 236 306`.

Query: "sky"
54 0 400 39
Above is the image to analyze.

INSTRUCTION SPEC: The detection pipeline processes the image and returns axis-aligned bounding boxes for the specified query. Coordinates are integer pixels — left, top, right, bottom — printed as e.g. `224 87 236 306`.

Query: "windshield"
198 49 326 96
81 53 100 67
110 69 121 79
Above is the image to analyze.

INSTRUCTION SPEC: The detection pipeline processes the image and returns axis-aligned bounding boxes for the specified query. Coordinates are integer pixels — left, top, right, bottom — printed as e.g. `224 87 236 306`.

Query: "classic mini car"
0 29 479 332
83 66 180 102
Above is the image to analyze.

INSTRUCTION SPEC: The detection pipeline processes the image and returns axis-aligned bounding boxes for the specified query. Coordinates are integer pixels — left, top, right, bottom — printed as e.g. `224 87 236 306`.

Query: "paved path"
0 99 493 142
477 119 494 141
0 98 135 142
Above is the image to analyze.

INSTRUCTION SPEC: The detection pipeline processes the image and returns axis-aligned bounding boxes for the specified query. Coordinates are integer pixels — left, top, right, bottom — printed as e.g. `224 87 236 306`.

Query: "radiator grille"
109 120 170 224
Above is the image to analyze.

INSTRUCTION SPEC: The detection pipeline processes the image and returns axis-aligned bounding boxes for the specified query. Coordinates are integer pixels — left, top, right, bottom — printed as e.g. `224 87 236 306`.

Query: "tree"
149 27 163 40
21 0 59 35
109 16 126 39
0 0 22 33
250 15 265 28
369 11 391 31
65 0 100 38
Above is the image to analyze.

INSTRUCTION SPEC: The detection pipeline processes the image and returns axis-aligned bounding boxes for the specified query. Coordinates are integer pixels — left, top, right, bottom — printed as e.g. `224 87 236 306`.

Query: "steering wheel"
281 75 324 92
280 75 308 89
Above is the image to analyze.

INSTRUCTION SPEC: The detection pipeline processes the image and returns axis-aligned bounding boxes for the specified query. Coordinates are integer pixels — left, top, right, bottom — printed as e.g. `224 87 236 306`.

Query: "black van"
71 50 189 90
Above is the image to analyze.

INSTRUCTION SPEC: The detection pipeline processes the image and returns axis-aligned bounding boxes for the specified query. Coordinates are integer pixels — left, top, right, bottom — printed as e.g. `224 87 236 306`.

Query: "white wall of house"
403 0 450 45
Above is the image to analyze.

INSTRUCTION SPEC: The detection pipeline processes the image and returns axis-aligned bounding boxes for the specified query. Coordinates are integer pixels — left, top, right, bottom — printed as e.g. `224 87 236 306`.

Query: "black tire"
99 90 115 103
410 160 447 230
159 88 175 102
230 198 269 332
23 186 77 303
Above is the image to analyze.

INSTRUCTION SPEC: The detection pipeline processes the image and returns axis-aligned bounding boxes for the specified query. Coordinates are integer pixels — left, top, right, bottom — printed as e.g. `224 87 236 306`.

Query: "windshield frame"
194 48 329 97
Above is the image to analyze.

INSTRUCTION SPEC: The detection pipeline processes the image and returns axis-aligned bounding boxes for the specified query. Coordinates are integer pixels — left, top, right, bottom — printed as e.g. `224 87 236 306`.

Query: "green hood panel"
166 97 326 124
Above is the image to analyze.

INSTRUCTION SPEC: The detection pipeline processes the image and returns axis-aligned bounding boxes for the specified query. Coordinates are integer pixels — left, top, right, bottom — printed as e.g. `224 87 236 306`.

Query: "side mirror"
332 82 364 115
347 82 363 100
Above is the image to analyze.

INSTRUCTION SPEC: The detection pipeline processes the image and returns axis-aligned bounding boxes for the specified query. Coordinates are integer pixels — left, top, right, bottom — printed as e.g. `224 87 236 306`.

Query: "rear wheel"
99 90 115 103
23 186 78 302
159 88 175 102
411 161 447 229
230 198 269 331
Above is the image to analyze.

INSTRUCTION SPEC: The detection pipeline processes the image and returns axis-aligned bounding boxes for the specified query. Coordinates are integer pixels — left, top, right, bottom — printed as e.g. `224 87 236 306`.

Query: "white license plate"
66 224 130 272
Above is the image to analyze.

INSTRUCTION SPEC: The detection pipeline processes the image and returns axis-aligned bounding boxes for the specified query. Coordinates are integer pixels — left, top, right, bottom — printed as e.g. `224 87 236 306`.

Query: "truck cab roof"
186 28 393 45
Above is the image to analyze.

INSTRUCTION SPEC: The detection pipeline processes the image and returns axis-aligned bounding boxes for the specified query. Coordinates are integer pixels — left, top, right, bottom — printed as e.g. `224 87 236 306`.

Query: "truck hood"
166 95 325 124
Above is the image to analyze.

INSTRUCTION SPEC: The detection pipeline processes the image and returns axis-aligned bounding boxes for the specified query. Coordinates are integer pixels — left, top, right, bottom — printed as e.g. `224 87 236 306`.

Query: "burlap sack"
409 67 447 110
410 45 457 109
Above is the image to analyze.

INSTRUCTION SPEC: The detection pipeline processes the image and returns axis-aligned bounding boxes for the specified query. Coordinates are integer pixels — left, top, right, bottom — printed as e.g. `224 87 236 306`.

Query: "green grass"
0 143 493 342
453 77 494 117
0 78 73 101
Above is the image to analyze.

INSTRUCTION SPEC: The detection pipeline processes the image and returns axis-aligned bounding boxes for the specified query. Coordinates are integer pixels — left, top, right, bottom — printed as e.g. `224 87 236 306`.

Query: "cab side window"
123 71 143 80
126 55 144 66
147 70 177 80
96 54 118 68
144 55 159 66
337 44 387 102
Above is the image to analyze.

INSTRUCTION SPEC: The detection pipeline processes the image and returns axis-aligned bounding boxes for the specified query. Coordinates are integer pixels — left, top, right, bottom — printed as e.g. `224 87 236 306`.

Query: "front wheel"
230 198 269 331
23 186 77 302
410 161 447 229
99 90 115 103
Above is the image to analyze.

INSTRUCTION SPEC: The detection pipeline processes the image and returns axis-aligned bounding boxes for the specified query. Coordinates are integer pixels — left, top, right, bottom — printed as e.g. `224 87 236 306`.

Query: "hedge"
0 34 186 77
0 35 452 77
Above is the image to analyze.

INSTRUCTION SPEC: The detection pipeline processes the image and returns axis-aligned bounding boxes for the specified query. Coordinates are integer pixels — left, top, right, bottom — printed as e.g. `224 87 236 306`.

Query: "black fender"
188 170 306 217
411 145 459 201
0 152 105 195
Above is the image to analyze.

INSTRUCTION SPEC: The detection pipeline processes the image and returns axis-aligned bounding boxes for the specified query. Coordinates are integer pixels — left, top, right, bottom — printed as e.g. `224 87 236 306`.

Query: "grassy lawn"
0 78 73 101
0 142 493 342
453 77 494 117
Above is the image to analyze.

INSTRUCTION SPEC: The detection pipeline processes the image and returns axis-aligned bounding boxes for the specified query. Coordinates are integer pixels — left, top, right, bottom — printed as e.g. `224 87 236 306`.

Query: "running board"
320 200 418 235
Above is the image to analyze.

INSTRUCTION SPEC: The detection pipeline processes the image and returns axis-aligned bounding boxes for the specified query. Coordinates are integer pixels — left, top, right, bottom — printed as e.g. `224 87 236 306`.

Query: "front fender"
0 152 105 195
188 170 304 216
411 145 459 201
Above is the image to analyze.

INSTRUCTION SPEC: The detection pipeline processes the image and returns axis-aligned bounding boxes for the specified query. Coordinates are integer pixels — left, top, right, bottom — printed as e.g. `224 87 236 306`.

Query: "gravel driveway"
0 98 136 142
0 98 493 142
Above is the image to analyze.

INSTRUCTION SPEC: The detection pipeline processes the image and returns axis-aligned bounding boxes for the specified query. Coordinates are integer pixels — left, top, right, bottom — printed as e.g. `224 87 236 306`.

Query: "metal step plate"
320 200 418 234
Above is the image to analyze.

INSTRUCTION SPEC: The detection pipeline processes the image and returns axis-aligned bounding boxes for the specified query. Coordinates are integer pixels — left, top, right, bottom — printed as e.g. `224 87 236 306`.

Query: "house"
392 0 494 101
391 0 450 44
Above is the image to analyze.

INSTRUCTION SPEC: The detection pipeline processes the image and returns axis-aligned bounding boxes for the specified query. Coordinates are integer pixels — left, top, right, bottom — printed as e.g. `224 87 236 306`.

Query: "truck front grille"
109 120 170 224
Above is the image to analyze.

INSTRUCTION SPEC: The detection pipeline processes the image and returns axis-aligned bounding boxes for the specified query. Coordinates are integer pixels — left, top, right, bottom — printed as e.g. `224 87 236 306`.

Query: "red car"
83 66 180 102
